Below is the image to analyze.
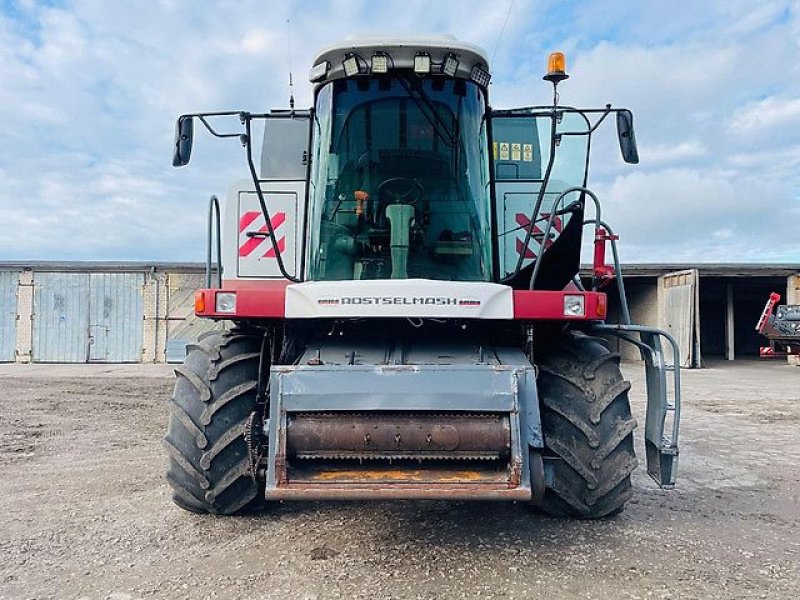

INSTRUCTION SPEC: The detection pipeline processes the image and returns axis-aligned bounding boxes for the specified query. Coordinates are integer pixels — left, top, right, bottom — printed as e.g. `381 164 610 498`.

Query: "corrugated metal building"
0 270 19 362
0 262 219 364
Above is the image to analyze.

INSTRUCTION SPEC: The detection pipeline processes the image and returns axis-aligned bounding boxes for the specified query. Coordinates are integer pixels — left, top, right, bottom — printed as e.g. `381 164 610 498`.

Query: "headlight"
563 295 585 317
215 292 237 314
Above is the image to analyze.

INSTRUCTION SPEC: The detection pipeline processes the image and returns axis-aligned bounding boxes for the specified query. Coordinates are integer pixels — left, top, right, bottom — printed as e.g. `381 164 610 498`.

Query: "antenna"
286 18 295 110
491 0 516 67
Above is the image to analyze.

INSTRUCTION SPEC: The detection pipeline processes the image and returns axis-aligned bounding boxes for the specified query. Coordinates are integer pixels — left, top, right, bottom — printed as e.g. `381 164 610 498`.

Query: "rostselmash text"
317 297 481 306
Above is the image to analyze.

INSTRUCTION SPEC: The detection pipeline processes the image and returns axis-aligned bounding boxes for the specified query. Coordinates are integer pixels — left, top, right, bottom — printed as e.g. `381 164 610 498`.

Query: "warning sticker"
523 143 533 162
511 143 521 161
493 142 498 159
499 142 509 160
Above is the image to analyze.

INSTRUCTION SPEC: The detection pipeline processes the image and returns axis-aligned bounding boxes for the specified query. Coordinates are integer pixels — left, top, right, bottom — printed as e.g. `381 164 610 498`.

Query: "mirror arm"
197 115 241 139
587 105 613 133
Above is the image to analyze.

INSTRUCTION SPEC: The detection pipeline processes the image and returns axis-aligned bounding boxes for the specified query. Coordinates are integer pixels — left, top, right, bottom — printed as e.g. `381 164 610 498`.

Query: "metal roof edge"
0 261 796 277
580 263 800 278
0 261 211 273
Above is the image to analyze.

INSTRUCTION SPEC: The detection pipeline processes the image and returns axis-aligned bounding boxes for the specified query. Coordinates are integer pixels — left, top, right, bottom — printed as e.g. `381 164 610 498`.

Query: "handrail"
529 186 601 290
207 194 222 289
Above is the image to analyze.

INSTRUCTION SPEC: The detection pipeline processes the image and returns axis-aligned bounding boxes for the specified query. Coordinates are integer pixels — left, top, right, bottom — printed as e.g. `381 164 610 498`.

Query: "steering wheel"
377 177 424 205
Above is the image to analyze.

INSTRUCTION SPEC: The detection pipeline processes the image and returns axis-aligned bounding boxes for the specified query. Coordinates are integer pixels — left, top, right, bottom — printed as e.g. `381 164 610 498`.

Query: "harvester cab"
166 36 681 518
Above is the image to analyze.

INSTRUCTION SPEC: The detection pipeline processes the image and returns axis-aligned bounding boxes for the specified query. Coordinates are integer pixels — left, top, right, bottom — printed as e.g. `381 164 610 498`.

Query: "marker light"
215 292 237 314
342 54 360 77
563 294 585 317
371 53 389 73
443 54 459 76
596 294 607 318
414 53 431 74
469 64 491 86
194 290 206 313
544 51 569 83
309 61 329 82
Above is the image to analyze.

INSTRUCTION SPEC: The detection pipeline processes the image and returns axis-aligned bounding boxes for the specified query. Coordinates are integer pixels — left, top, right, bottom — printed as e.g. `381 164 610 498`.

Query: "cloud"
728 96 800 134
642 140 707 165
599 168 800 262
0 0 798 265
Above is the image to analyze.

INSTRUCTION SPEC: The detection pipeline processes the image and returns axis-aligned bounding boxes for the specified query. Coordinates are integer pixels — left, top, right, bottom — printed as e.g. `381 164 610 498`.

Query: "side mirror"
616 110 639 164
172 116 194 167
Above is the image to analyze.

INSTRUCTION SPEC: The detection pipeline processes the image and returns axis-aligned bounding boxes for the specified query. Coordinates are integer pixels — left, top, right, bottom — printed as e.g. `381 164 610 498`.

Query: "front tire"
535 332 638 518
164 330 265 515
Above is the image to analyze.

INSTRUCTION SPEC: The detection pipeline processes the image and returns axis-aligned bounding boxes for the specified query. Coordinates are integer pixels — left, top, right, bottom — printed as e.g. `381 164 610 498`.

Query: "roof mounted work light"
342 54 360 77
469 64 491 86
443 54 459 76
309 61 329 82
371 53 389 73
414 52 431 74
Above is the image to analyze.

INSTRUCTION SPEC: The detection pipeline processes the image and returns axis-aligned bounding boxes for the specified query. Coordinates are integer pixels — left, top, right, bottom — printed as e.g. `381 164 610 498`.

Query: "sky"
0 0 798 264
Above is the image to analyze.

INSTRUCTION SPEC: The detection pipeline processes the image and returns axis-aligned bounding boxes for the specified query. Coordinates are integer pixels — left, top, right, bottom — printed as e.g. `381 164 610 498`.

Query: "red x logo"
238 211 287 258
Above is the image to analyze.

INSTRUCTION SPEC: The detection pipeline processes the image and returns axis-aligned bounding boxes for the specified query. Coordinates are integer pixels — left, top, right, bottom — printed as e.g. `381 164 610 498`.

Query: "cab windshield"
308 76 492 281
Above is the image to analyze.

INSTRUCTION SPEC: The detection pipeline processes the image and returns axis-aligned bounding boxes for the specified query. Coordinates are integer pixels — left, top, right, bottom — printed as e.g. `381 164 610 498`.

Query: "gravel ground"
1 360 798 600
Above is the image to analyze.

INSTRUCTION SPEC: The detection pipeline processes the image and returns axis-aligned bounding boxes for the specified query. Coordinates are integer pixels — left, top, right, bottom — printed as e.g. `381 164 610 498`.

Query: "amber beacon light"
544 51 569 83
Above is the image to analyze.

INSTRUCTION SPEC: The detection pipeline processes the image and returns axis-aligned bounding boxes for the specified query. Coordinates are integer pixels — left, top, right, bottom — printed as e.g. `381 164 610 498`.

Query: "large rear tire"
164 330 265 515
535 332 638 518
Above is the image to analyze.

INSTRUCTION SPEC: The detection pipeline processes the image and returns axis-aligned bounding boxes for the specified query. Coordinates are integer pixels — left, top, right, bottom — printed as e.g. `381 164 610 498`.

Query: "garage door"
659 269 702 368
88 273 145 362
33 272 144 363
0 271 19 362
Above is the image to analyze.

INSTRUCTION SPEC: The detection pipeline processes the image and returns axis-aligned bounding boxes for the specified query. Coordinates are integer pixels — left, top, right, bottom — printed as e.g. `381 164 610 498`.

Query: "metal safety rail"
593 324 681 488
584 196 680 487
531 185 681 487
206 194 222 289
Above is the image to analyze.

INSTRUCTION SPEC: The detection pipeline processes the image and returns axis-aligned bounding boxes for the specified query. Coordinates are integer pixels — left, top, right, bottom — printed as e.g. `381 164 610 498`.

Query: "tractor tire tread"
536 333 637 519
164 329 264 515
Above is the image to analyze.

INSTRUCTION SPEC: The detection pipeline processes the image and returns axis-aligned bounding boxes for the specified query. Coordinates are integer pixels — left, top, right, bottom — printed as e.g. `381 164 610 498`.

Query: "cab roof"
310 35 491 88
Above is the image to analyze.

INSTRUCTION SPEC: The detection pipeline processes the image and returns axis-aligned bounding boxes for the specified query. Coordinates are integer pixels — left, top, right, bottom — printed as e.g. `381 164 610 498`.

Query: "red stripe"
268 212 287 231
195 284 606 322
238 225 269 257
513 290 606 320
516 238 536 258
238 211 260 233
263 236 286 258
238 212 288 258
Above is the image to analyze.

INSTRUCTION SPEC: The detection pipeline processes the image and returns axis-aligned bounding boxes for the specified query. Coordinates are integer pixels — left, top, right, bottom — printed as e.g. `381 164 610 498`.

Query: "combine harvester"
166 36 681 518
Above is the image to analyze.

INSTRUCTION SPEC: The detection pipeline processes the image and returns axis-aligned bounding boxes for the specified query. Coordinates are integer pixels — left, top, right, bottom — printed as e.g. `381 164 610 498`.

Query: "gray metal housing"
264 343 542 500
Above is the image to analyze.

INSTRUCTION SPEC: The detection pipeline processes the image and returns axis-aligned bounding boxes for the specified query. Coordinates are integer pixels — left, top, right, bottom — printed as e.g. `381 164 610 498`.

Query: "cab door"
490 113 545 278
490 109 588 290
228 111 312 280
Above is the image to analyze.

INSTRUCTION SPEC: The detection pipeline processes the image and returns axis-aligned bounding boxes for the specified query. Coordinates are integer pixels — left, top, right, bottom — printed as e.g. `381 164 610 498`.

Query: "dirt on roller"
1 360 798 600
